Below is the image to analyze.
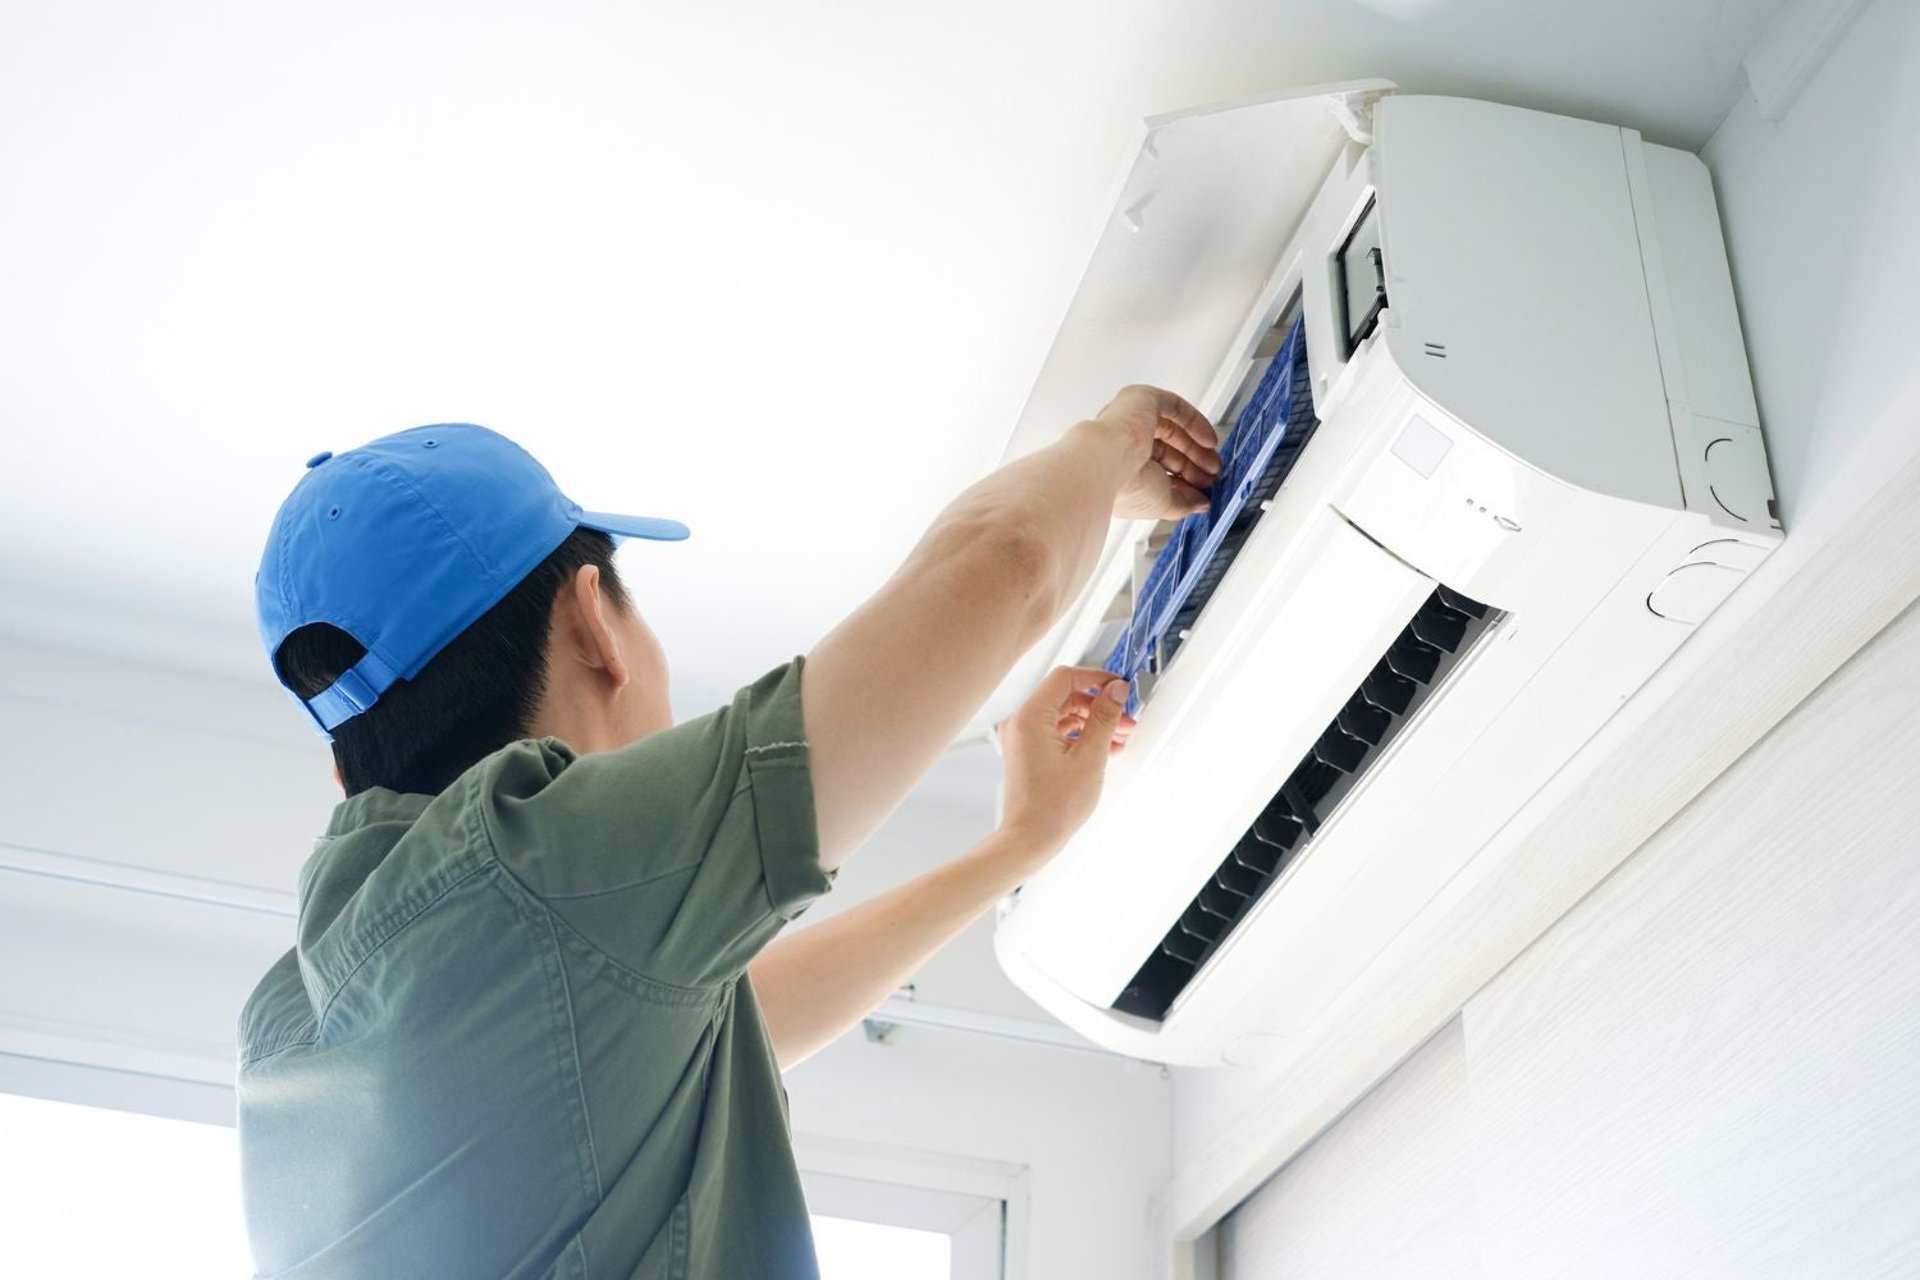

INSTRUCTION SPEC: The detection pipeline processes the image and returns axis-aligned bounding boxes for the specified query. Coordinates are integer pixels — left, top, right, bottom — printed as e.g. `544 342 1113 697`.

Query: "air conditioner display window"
1336 195 1387 358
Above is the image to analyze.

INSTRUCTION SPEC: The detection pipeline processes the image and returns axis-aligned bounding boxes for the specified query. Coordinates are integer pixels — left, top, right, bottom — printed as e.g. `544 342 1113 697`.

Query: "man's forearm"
800 420 1149 867
747 826 1064 1070
939 419 1149 623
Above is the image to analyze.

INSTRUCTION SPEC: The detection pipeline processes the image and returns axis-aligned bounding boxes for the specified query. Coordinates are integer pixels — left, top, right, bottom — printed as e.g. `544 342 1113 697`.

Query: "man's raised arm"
802 386 1218 871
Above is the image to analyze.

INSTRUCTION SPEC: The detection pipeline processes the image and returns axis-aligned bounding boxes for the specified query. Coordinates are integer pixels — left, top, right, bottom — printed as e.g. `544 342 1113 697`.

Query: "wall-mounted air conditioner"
991 84 1779 1067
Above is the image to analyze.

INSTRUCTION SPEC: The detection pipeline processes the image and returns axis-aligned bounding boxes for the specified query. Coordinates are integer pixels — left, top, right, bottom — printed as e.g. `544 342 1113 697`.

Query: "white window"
806 1175 1003 1280
811 1214 954 1279
799 1139 1024 1280
0 1089 253 1279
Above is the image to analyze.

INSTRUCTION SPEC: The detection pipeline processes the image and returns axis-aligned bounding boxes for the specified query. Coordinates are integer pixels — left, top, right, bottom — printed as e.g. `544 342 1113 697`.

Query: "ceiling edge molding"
1742 0 1874 121
0 841 296 918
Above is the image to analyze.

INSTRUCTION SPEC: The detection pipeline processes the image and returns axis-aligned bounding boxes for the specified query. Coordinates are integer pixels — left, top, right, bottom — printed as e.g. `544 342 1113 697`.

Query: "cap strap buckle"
306 649 401 735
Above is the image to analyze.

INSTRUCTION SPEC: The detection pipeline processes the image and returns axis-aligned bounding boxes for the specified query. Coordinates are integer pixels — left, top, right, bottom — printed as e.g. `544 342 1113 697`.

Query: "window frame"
795 1135 1030 1280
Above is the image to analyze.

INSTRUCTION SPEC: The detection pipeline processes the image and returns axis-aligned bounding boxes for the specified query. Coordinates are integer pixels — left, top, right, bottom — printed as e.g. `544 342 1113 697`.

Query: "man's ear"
332 762 345 793
559 564 632 691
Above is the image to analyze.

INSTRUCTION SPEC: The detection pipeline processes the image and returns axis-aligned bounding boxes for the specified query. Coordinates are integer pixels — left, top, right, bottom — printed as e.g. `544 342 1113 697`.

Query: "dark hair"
274 527 631 797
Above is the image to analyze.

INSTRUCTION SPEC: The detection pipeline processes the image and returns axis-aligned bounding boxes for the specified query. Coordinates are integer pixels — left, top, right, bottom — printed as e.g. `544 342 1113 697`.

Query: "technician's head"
257 424 687 797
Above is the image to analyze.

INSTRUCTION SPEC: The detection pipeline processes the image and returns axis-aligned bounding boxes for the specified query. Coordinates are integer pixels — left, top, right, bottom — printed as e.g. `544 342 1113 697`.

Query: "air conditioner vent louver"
1110 584 1501 1022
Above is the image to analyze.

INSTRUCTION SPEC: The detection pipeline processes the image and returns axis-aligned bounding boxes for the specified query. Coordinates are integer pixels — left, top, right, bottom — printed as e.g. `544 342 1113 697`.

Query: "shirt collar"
322 786 436 838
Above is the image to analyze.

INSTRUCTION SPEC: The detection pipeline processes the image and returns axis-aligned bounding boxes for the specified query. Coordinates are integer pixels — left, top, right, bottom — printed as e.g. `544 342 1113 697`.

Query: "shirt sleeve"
470 657 830 989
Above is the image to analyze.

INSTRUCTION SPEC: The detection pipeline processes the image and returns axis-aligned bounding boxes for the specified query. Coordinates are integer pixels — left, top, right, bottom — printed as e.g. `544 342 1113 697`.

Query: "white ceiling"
1 0 1786 724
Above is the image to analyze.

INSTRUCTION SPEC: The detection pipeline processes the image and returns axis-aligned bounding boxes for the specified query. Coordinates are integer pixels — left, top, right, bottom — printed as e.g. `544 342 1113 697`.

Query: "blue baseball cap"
257 423 688 738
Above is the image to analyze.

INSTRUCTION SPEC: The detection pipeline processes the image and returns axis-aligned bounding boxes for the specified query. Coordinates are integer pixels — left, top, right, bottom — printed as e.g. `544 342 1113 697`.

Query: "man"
237 386 1219 1278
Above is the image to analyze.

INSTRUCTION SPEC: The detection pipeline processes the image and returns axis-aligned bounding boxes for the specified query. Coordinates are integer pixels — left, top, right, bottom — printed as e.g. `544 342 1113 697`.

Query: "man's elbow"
936 509 1062 631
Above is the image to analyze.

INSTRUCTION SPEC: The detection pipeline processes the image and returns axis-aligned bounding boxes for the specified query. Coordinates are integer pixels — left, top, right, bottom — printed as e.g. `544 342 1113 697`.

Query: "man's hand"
750 664 1134 1072
1098 385 1221 521
997 665 1134 852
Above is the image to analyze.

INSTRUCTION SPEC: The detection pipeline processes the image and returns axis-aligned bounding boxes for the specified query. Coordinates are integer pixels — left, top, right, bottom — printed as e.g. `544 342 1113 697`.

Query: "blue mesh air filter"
1106 318 1316 711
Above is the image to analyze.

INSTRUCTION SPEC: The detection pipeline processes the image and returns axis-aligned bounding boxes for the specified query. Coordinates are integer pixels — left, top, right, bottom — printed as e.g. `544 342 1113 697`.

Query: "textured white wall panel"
1219 1022 1475 1280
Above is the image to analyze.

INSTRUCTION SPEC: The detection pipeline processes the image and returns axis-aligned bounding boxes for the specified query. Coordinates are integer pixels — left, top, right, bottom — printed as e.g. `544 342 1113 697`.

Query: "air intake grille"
1110 584 1500 1023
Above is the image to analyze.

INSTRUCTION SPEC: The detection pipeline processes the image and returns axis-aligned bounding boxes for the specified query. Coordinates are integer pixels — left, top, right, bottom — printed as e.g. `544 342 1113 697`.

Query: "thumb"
1078 678 1129 751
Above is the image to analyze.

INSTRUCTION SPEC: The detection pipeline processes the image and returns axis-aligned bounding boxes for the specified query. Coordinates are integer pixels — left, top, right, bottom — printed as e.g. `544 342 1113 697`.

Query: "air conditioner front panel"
1374 95 1679 510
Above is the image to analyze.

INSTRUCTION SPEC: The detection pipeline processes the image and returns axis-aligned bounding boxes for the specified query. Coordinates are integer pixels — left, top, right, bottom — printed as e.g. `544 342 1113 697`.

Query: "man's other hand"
996 665 1135 852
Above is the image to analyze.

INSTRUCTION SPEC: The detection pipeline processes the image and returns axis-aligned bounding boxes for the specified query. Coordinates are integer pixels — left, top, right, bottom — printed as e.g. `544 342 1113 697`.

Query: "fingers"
1075 676 1130 754
1134 385 1219 476
1024 664 1124 718
1151 386 1219 450
1061 719 1135 749
1040 665 1135 748
1117 385 1217 449
1061 676 1129 728
1128 386 1220 506
1105 385 1220 480
1057 699 1136 743
1148 439 1218 494
1011 666 1108 744
1055 687 1135 719
1153 418 1221 487
1017 665 1138 757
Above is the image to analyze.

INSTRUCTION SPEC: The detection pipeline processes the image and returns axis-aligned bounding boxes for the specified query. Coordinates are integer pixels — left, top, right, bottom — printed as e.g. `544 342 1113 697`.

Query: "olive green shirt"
237 659 831 1279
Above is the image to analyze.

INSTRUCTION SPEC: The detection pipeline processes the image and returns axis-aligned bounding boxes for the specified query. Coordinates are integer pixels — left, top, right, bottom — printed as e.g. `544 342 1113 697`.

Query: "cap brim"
580 510 691 543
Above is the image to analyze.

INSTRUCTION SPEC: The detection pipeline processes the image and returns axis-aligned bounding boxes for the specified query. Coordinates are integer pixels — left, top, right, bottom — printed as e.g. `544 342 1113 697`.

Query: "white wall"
1175 0 1920 1234
1218 590 1920 1278
1218 1022 1474 1280
1700 0 1920 531
1460 604 1920 1276
0 638 330 1123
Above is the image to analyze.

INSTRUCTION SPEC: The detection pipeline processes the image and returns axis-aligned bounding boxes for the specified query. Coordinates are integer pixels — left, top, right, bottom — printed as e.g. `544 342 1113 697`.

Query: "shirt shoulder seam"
471 769 732 999
312 859 491 1031
541 900 726 1006
526 858 706 902
239 1029 319 1066
469 748 710 900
